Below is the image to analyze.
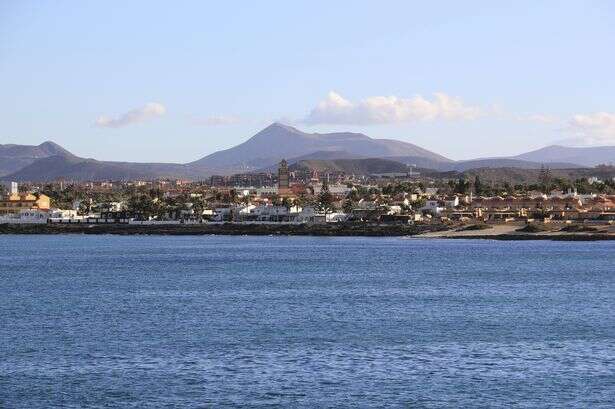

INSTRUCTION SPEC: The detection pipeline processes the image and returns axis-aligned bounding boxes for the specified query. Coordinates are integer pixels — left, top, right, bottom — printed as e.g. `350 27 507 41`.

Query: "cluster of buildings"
0 182 52 223
434 190 615 223
2 160 615 226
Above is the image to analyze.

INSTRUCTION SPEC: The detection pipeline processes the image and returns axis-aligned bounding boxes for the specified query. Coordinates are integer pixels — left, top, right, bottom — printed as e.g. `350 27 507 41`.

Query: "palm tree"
316 180 335 222
191 197 206 222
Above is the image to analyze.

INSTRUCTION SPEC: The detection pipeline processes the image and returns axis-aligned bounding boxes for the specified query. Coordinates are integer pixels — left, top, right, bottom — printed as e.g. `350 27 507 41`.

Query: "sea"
1 235 615 408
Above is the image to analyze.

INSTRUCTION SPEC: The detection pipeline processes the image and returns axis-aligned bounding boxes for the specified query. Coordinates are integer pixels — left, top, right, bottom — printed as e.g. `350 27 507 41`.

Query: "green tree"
342 198 354 214
97 201 113 215
316 180 336 220
191 196 206 221
78 198 93 216
455 178 469 194
410 197 426 209
474 175 483 195
281 196 293 211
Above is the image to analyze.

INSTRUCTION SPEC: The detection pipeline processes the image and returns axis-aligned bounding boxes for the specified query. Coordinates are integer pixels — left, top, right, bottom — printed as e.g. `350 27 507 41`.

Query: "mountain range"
189 123 450 173
1 123 614 182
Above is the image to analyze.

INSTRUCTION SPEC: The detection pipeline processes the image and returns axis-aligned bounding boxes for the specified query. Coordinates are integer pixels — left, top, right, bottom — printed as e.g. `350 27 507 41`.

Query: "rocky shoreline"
0 222 446 237
1 222 614 240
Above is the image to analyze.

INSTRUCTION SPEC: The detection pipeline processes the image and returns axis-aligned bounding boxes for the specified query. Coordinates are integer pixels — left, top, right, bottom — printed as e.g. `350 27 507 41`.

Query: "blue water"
1 235 615 408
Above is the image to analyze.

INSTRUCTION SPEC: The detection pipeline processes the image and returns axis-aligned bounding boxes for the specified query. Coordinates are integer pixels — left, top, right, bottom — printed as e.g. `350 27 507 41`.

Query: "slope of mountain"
385 156 580 172
0 141 74 176
385 155 460 170
3 155 202 182
257 150 368 173
290 150 366 161
189 123 451 173
515 145 615 167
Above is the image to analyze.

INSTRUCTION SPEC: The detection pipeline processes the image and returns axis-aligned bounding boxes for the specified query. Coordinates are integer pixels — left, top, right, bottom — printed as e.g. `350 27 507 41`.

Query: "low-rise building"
0 193 51 215
0 209 49 224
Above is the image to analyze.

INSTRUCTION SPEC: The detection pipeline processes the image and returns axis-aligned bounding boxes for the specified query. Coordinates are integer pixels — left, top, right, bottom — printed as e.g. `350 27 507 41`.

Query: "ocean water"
1 235 615 408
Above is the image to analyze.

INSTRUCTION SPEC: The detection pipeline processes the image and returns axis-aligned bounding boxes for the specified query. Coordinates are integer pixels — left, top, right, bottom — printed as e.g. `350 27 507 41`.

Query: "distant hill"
287 157 588 180
0 141 74 176
259 150 575 176
360 156 580 172
446 158 581 171
290 158 412 175
459 166 615 185
189 123 451 174
514 145 615 167
3 155 203 182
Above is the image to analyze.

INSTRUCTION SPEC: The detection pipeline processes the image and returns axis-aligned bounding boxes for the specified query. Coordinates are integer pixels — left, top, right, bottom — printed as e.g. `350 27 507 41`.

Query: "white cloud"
564 112 615 145
190 115 241 126
304 91 482 125
95 102 166 128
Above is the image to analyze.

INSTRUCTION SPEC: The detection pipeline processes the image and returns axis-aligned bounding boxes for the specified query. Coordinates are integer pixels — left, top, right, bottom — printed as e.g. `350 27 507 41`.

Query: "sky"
1 1 614 163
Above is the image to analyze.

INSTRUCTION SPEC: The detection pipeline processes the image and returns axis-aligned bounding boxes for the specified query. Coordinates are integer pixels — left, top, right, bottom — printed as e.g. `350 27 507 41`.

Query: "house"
256 186 278 196
443 196 459 208
0 193 51 215
248 204 301 222
420 199 445 215
294 206 347 223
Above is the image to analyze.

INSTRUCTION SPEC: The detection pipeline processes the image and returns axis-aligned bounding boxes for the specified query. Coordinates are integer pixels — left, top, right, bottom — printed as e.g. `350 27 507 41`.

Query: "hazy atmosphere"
2 1 614 162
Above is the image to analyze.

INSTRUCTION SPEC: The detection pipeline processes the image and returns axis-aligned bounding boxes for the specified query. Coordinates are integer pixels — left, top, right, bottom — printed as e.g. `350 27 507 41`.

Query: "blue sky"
1 1 614 162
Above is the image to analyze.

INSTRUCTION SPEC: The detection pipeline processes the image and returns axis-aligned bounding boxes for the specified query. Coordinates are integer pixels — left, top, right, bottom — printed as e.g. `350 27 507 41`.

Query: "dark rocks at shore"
0 222 446 237
2 223 612 240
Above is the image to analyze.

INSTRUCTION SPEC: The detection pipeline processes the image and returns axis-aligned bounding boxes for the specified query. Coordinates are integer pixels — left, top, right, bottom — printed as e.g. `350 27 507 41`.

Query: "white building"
420 199 445 215
311 183 353 196
0 209 49 224
256 186 278 196
443 196 459 208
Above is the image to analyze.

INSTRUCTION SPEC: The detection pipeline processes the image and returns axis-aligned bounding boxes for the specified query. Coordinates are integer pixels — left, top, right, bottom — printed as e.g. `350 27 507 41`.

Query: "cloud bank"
96 102 166 128
561 112 615 145
304 92 482 125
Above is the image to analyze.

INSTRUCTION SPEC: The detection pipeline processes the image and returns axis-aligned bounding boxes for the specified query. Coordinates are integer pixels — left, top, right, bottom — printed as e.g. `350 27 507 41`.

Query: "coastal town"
2 159 615 238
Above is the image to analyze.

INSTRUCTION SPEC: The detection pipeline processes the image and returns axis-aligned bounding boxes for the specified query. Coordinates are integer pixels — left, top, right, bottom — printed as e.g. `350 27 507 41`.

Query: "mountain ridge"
0 141 75 176
514 144 615 167
3 124 615 181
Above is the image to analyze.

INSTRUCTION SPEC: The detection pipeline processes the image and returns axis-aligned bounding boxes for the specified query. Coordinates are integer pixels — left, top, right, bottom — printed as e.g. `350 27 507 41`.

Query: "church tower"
278 159 290 195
